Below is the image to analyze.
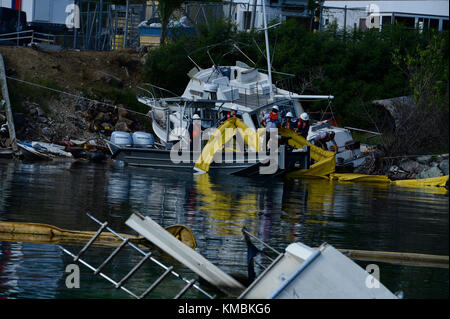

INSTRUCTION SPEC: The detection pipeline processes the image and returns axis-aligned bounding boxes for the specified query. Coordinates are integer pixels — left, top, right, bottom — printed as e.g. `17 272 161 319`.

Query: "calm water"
0 159 448 299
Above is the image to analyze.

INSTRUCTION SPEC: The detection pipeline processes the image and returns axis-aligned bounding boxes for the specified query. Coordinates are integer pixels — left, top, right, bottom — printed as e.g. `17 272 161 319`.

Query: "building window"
359 18 367 31
395 16 415 29
382 15 391 26
443 19 449 31
430 18 439 30
243 11 252 30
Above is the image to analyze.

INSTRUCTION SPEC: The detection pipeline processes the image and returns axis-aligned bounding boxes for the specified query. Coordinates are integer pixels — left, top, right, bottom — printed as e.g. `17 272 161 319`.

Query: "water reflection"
0 241 63 299
0 160 448 298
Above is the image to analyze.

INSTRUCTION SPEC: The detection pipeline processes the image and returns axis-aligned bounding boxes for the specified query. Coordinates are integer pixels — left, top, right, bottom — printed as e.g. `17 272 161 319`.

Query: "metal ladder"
59 213 215 299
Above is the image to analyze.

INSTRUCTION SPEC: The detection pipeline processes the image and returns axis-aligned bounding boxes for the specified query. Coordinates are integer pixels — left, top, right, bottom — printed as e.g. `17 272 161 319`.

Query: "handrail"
0 30 33 37
0 30 55 44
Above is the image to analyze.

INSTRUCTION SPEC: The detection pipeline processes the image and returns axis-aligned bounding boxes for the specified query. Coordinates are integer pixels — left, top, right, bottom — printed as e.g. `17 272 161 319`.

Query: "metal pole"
98 0 103 50
251 0 257 30
343 5 347 33
0 55 19 154
262 0 273 99
123 0 129 49
17 8 21 47
74 0 79 49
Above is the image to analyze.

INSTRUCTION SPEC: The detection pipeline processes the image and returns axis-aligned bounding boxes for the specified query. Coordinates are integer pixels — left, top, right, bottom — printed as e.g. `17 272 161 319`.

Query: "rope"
5 76 151 118
320 98 335 123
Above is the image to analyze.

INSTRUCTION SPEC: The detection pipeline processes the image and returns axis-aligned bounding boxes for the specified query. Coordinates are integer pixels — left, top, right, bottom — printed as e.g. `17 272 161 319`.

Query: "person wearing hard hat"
313 131 338 154
296 112 310 139
261 105 281 130
188 114 204 144
282 112 296 130
220 105 240 124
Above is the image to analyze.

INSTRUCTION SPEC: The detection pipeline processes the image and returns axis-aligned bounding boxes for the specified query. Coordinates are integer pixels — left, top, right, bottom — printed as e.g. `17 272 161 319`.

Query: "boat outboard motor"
110 131 133 147
132 132 155 148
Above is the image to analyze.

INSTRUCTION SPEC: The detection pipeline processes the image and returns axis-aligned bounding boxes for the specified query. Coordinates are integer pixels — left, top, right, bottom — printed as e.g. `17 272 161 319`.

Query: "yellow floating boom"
0 221 196 249
195 118 448 189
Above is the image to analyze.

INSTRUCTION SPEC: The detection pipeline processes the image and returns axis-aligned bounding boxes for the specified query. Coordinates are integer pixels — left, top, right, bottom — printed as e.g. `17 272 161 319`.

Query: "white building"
230 0 313 31
322 0 449 31
0 0 74 27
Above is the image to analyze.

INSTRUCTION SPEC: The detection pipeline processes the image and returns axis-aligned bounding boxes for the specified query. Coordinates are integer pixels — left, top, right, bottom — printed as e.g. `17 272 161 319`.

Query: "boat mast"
262 0 273 99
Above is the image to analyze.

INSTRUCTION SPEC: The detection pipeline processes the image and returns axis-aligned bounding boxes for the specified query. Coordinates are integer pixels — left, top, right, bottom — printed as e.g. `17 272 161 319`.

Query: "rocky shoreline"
354 150 449 181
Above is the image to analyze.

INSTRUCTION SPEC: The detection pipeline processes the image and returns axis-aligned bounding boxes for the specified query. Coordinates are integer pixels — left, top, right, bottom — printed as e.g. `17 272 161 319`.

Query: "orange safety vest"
269 112 278 121
193 124 201 139
297 119 307 130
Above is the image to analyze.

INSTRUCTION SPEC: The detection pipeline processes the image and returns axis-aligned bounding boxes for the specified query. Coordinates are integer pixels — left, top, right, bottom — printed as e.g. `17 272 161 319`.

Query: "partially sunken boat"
135 59 373 170
105 98 311 176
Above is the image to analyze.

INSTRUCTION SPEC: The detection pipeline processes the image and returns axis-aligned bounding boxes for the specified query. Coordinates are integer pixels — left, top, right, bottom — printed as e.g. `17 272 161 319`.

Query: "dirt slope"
0 46 148 145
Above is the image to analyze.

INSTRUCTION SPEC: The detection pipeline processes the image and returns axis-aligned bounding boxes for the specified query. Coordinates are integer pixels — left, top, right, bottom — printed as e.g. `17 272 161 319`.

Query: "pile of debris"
6 93 146 161
79 100 141 135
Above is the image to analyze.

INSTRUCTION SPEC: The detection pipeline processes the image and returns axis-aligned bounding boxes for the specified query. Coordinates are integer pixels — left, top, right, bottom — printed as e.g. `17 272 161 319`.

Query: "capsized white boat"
239 242 397 299
125 213 397 299
137 61 375 170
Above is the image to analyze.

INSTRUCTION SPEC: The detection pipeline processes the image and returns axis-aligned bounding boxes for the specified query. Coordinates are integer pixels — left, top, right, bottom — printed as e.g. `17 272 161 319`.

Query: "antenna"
262 0 273 99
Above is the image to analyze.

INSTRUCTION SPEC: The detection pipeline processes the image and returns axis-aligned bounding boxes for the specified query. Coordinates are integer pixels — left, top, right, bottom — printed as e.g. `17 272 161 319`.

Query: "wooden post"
0 54 19 154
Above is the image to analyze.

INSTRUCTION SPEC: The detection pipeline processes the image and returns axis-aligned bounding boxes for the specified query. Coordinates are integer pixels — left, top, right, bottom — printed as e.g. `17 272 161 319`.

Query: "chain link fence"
1 1 447 51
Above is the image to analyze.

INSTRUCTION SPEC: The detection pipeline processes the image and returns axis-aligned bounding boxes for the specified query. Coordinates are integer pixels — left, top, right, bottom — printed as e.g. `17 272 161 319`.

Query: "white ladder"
59 213 215 299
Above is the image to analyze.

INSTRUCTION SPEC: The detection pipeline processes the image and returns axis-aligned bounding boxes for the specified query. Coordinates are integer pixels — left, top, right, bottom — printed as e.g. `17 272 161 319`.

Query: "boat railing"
137 83 181 101
242 227 281 272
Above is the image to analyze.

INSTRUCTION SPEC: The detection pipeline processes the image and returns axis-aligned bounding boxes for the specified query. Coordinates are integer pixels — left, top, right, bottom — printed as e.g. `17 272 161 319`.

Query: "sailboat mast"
262 0 273 98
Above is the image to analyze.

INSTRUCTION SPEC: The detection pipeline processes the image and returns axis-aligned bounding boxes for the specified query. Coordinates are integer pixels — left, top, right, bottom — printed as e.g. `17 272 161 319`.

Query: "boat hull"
106 141 310 176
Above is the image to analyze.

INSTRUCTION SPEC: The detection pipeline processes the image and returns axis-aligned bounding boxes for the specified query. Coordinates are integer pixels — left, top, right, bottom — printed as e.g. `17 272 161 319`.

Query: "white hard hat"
231 105 238 111
192 114 200 119
272 105 279 111
300 112 309 121
286 112 293 117
291 117 297 123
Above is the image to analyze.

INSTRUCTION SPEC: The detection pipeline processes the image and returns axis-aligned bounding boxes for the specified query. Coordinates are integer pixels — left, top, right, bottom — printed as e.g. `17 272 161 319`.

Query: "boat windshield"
250 100 298 128
183 102 220 128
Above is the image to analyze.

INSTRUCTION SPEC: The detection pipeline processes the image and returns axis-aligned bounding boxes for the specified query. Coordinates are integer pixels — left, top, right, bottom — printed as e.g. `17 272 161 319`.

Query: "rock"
117 116 134 127
96 71 123 88
389 165 399 173
42 127 53 137
37 116 48 124
117 106 129 118
415 163 427 174
439 159 449 175
400 160 419 172
394 172 409 180
82 109 95 120
115 121 130 132
407 172 417 179
95 112 111 123
416 155 433 164
417 166 443 179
